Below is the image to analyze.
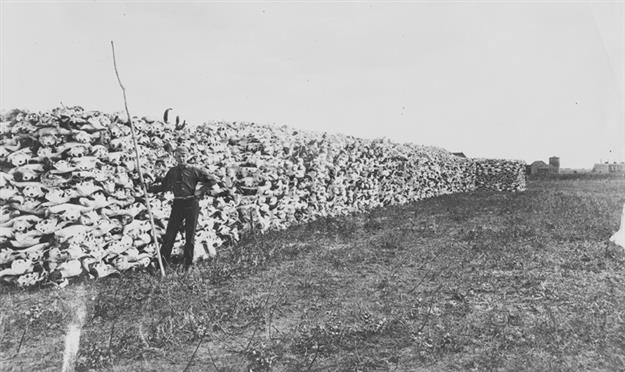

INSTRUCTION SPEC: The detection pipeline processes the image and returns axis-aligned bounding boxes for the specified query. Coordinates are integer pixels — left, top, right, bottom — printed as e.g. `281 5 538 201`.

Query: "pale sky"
1 1 624 168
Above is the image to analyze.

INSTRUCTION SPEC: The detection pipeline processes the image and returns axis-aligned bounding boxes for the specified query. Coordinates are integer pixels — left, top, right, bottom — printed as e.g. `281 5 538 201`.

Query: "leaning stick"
110 41 165 277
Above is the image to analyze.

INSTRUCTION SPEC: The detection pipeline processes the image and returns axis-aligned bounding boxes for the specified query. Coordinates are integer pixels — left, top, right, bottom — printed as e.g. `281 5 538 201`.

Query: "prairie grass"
1 177 624 371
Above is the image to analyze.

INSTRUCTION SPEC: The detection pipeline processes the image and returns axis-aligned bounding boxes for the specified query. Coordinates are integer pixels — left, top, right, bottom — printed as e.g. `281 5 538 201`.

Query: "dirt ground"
1 177 624 371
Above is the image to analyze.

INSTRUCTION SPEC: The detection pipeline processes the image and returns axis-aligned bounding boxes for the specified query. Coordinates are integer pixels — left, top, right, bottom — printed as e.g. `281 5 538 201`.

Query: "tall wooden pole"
110 41 166 277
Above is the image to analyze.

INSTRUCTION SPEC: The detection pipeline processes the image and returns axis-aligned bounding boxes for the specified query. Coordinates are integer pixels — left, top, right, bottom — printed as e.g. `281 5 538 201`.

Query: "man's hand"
148 180 167 194
198 184 221 198
195 185 211 199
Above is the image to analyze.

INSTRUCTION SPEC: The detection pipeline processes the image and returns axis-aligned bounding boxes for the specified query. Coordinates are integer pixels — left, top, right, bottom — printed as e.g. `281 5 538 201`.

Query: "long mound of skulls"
0 107 525 287
474 159 527 192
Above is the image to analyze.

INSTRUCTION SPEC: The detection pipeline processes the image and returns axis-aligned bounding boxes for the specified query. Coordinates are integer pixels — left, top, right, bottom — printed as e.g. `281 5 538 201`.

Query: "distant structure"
529 160 549 175
593 162 625 174
549 156 560 174
527 156 560 175
451 152 467 158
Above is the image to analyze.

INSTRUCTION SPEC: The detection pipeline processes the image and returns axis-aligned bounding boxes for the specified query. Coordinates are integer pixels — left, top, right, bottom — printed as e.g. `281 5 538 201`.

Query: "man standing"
149 146 217 270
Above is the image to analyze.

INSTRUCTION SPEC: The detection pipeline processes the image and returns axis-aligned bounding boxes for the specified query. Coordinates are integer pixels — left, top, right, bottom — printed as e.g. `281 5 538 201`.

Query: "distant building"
548 156 560 174
529 160 549 175
527 156 560 175
451 152 467 158
593 163 610 173
593 162 625 174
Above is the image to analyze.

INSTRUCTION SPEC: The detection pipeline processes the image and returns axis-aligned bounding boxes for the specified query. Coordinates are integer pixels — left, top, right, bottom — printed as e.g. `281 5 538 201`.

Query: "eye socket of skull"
92 190 105 199
13 157 27 167
24 185 37 195
14 224 29 233
40 136 55 146
80 216 94 226
25 172 38 181
71 147 86 157
63 210 81 222
36 222 52 233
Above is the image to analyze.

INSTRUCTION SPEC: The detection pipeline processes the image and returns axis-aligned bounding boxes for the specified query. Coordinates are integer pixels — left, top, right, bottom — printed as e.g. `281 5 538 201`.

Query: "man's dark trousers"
160 198 200 266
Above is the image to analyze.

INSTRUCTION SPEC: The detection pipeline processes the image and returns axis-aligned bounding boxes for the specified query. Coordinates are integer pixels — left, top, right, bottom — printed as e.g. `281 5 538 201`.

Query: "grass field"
1 177 624 371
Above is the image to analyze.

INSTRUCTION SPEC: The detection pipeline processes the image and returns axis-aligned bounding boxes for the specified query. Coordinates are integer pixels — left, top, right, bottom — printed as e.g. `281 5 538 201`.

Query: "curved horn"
163 108 173 123
175 120 187 131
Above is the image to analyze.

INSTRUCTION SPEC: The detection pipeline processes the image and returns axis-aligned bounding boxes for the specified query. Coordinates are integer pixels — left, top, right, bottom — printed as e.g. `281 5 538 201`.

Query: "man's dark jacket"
149 164 217 266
